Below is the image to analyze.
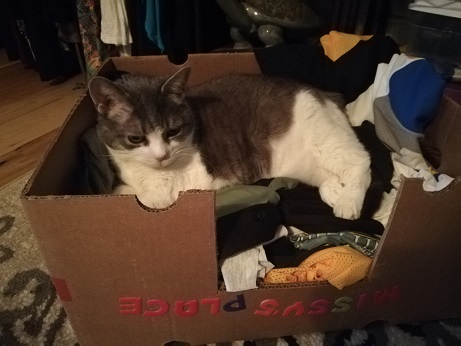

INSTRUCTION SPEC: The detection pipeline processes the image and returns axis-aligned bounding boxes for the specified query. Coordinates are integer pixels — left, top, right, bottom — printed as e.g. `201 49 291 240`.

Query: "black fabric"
125 0 161 56
254 35 400 103
163 0 192 65
283 213 384 236
18 0 80 81
80 127 116 195
276 184 332 217
420 136 442 169
216 203 281 261
0 1 20 61
354 121 393 193
263 236 335 268
42 0 77 23
353 121 394 219
308 0 391 36
162 0 231 64
277 184 385 236
0 1 35 66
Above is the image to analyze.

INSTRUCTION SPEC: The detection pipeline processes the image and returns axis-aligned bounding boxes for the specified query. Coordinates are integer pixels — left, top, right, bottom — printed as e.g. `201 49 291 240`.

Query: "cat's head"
88 67 195 168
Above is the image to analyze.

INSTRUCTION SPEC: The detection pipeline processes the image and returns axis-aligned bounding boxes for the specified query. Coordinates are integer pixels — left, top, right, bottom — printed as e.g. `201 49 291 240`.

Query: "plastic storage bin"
406 9 461 65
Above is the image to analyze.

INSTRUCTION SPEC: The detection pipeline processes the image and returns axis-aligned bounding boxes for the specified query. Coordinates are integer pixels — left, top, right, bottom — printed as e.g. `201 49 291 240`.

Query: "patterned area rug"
0 173 77 345
1 173 461 345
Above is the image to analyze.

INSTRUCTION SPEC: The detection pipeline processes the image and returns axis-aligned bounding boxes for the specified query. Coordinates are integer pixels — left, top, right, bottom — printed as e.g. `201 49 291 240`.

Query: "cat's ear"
161 66 191 103
88 76 133 121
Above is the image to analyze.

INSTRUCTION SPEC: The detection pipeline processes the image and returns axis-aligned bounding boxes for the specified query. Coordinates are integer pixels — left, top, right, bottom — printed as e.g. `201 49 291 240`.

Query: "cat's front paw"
319 179 343 208
113 184 136 194
333 201 360 220
333 193 363 220
137 192 175 210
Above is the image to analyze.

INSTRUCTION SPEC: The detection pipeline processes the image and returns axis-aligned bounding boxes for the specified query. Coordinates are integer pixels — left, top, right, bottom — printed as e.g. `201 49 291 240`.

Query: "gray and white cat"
88 67 371 220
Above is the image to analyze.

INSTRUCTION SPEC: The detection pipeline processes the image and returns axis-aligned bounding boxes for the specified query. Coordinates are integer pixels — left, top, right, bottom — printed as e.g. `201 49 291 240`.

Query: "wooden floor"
0 49 86 188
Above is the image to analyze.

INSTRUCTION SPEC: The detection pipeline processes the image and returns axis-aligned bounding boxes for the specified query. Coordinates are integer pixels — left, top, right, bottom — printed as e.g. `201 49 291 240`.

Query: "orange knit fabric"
320 30 373 62
264 245 371 289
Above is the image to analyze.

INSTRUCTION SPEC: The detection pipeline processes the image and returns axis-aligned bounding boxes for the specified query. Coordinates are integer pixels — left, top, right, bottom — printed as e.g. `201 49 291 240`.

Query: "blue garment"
389 59 445 134
144 0 165 51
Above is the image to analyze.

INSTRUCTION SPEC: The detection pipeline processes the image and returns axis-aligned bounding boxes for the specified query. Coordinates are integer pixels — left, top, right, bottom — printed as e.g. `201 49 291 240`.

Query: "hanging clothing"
17 0 81 81
144 0 165 51
100 0 132 54
77 0 114 77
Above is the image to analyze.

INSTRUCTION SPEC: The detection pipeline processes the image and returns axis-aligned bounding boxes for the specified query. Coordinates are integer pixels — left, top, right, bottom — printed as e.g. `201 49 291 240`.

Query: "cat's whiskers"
109 149 159 167
172 147 195 158
107 150 137 161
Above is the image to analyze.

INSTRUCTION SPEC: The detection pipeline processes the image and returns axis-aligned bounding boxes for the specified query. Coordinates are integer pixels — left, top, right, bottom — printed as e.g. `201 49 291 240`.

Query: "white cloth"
220 246 274 292
372 149 454 227
100 0 133 46
391 148 454 192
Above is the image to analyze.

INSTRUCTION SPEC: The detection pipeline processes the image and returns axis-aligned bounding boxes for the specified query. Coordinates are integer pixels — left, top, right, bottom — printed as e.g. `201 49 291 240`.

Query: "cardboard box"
21 53 461 345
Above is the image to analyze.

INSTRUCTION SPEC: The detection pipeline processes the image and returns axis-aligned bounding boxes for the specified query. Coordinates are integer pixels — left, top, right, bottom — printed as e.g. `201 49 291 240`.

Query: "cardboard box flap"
110 53 262 86
424 96 461 176
24 95 96 197
372 175 461 280
22 190 219 296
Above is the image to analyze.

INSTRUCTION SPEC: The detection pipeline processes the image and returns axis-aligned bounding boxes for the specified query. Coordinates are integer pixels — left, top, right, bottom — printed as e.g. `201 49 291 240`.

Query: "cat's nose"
156 153 169 162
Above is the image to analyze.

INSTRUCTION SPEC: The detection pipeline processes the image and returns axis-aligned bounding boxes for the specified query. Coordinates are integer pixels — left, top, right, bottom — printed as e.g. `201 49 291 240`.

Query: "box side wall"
370 178 461 315
24 95 96 196
23 60 118 197
21 191 219 345
111 53 262 86
424 96 461 176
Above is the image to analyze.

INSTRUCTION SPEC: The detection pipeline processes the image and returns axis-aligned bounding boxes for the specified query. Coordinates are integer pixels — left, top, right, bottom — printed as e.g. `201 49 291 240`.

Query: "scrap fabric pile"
216 31 453 292
215 178 383 291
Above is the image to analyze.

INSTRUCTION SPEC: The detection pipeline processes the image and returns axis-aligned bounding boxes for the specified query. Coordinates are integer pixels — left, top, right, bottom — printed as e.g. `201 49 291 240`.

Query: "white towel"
220 246 274 292
100 0 132 46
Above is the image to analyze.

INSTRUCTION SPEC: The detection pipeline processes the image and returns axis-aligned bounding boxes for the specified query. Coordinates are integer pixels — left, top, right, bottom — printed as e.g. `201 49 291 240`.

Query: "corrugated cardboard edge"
20 92 88 198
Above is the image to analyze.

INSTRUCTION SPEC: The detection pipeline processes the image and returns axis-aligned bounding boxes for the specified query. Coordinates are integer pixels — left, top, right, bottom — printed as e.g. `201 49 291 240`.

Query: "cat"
88 67 371 220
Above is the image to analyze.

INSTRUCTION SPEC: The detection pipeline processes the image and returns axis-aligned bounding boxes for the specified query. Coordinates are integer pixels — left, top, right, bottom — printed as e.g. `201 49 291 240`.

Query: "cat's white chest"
113 152 219 209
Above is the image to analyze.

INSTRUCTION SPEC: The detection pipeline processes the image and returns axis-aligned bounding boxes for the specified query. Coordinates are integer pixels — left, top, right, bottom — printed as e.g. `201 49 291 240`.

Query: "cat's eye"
166 127 181 138
127 135 146 144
